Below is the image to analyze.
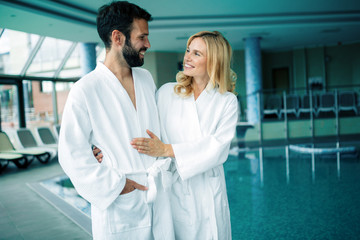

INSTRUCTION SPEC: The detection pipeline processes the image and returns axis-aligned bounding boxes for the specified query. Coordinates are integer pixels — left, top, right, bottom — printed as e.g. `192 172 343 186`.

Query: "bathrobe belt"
125 158 172 204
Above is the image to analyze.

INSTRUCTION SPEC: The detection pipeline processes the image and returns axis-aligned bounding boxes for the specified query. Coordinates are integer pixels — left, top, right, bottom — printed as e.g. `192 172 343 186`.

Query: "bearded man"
58 1 174 239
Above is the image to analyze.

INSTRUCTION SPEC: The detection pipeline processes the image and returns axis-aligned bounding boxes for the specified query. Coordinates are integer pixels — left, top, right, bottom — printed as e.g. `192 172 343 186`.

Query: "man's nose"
144 38 150 49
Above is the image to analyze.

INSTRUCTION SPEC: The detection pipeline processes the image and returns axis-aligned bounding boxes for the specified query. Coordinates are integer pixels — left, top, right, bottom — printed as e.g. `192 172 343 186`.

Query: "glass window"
23 80 54 128
40 81 73 93
0 29 40 75
22 80 74 128
0 84 19 130
97 45 105 62
56 82 73 124
0 28 80 130
59 44 81 78
26 37 73 77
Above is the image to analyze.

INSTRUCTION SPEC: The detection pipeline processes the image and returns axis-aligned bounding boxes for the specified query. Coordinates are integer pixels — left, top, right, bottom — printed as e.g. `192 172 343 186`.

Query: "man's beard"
123 40 146 67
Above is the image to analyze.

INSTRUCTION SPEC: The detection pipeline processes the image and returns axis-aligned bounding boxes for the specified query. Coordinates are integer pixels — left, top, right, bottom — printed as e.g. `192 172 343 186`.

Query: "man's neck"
104 51 132 81
104 51 137 109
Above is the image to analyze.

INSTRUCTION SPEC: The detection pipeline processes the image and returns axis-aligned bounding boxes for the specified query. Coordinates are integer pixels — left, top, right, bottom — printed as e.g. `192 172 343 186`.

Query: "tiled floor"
0 159 91 240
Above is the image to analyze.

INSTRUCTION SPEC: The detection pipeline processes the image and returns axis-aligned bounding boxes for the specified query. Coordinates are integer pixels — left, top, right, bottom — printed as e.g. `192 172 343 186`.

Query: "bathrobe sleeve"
172 95 238 180
58 88 125 210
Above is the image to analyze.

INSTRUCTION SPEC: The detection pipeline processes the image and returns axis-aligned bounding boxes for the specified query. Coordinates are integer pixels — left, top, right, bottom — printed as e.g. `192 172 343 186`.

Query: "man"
58 1 174 239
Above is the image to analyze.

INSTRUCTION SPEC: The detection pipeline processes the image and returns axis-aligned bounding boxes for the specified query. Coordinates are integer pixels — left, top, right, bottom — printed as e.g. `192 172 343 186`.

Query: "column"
245 37 262 124
80 43 97 76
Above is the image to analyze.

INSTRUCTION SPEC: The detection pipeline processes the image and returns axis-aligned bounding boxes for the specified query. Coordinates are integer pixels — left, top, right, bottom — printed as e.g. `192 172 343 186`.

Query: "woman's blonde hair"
174 31 236 97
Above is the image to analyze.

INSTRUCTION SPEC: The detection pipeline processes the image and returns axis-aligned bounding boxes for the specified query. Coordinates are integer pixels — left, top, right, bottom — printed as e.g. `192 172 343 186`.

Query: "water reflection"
229 144 358 186
226 146 360 239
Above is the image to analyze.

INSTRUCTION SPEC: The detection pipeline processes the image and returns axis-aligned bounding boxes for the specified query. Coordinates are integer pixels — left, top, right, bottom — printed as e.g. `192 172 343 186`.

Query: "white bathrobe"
157 83 238 240
58 63 174 240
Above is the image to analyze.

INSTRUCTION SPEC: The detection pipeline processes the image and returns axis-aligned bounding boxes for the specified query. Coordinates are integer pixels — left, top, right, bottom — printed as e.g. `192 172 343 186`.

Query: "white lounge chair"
0 131 50 165
15 129 56 161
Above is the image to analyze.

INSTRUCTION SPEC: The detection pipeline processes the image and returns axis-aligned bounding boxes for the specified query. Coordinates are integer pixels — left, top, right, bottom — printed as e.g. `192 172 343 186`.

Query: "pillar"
245 37 263 124
80 43 97 76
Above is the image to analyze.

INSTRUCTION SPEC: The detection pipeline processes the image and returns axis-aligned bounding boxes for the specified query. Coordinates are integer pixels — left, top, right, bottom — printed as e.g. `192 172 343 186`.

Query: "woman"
130 31 238 240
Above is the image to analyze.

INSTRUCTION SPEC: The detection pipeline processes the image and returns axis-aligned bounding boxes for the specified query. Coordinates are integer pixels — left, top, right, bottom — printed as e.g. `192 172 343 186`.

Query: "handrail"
0 74 78 82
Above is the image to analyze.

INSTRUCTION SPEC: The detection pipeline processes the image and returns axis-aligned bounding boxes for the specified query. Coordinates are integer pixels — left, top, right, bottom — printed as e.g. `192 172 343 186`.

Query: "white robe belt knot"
126 158 172 203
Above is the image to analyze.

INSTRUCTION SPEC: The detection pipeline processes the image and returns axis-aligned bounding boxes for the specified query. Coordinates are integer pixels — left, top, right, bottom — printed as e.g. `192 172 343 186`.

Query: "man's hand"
121 178 148 195
92 146 103 163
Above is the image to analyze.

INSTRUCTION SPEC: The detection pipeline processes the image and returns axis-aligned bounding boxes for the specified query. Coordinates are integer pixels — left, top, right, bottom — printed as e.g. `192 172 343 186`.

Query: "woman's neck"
192 76 209 100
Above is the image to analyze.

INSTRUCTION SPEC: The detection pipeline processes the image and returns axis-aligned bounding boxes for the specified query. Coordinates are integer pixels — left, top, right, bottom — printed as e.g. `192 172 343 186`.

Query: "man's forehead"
131 18 149 34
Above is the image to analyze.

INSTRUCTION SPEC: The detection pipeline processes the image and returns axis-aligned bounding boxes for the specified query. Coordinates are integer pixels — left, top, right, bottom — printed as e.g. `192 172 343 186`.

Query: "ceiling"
0 0 360 52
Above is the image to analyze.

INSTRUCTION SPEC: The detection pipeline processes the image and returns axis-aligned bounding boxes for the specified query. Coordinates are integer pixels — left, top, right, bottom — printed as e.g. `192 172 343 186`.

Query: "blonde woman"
130 31 238 240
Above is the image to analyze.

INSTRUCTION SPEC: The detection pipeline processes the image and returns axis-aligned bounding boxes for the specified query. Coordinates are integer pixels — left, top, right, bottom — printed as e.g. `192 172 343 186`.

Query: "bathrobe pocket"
208 167 228 208
207 167 231 237
108 189 151 233
171 179 196 224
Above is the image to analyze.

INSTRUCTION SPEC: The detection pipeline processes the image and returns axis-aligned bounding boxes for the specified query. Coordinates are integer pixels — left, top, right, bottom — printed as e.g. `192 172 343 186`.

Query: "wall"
232 50 246 117
143 52 180 88
293 48 307 90
142 42 360 115
143 52 158 86
262 51 293 91
155 52 179 87
325 43 360 88
258 42 360 94
306 47 325 84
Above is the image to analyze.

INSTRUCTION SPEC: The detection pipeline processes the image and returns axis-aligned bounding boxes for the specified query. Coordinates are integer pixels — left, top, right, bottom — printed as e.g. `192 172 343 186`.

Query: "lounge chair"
263 94 282 119
298 94 318 117
317 91 336 116
339 91 358 115
0 153 28 173
15 128 57 159
35 127 58 146
53 124 60 139
280 94 300 118
0 131 51 164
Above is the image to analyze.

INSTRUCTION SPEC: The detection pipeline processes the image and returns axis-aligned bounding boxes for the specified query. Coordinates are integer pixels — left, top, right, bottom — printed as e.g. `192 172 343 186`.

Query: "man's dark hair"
97 1 152 49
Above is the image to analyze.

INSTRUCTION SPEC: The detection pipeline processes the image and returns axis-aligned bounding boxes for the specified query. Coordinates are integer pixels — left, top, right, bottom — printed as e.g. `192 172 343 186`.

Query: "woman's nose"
184 53 191 62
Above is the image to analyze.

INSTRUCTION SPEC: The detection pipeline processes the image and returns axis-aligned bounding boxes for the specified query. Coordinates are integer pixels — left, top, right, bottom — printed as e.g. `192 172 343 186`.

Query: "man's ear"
111 30 125 47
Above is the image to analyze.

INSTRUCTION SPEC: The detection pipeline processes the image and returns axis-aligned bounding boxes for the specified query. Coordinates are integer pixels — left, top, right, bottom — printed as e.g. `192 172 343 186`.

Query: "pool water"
41 147 360 239
225 148 360 240
41 175 91 217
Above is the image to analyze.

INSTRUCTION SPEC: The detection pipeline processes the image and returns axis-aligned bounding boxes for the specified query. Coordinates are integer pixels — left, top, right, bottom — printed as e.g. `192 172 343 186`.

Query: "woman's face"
183 37 209 81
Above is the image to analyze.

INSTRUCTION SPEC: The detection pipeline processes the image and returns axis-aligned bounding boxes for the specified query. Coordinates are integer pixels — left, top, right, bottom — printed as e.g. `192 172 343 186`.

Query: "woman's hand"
131 129 174 157
92 146 103 163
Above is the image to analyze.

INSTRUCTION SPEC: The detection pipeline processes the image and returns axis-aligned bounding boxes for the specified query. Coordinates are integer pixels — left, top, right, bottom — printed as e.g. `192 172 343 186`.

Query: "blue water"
225 148 360 240
42 147 360 239
41 175 91 217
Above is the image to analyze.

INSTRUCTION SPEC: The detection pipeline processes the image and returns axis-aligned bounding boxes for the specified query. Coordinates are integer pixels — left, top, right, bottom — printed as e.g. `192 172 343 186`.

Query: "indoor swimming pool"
226 147 360 239
40 147 360 239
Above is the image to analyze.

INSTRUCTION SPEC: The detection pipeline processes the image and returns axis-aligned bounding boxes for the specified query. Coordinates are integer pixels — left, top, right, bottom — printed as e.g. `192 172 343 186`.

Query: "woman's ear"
111 30 125 47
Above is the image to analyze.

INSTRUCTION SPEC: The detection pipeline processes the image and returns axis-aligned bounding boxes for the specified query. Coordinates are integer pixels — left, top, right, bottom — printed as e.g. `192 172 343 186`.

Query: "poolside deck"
0 159 91 240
